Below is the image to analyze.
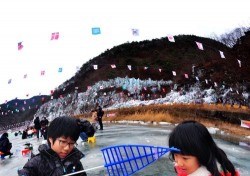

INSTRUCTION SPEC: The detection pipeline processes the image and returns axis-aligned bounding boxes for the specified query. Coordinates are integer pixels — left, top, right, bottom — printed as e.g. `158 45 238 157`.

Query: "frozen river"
1 122 250 176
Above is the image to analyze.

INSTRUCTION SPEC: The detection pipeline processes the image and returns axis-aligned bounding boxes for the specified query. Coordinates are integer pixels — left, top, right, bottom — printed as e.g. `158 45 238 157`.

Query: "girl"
169 120 239 176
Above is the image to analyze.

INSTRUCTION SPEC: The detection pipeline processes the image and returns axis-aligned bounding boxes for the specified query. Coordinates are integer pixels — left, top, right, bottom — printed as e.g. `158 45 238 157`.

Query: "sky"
0 0 249 104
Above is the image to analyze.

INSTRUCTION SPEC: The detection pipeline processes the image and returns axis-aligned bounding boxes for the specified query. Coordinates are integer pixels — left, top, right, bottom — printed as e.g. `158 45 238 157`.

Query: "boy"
18 116 87 176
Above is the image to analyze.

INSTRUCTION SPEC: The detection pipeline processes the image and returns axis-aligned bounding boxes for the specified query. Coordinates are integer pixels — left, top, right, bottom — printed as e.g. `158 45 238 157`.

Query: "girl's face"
174 153 200 175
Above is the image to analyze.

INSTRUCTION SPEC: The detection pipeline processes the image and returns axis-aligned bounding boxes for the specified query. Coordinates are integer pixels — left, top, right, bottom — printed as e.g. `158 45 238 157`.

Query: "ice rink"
1 122 250 176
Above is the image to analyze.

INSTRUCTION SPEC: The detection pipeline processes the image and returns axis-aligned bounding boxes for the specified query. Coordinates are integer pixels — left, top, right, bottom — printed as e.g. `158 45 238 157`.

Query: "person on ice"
0 132 13 159
18 116 87 176
168 120 239 176
76 119 96 142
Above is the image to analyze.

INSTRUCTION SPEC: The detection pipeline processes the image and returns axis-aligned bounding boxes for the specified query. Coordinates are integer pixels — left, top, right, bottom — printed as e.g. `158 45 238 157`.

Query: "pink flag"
184 74 189 78
41 70 45 76
219 51 225 58
93 65 98 70
167 35 175 42
111 64 116 68
18 42 23 50
51 32 59 40
195 41 204 50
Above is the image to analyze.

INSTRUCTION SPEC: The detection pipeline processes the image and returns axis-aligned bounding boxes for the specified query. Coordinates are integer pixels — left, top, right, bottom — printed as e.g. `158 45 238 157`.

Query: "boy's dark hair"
47 116 80 147
169 120 236 176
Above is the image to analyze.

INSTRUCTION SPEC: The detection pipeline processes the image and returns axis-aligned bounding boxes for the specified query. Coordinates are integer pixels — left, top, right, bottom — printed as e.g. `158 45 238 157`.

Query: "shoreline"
103 119 250 145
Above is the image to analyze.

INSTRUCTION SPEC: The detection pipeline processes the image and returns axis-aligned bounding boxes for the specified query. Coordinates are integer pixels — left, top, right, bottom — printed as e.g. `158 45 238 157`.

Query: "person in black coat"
0 132 13 158
33 116 41 140
18 116 87 176
96 106 104 130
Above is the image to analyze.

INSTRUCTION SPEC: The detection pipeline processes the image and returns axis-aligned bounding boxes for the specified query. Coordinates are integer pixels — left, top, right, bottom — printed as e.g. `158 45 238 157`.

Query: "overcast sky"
0 0 249 103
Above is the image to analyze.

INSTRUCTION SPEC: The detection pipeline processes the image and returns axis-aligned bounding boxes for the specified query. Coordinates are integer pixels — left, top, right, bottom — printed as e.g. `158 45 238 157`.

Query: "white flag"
111 64 116 68
219 51 225 58
159 69 162 72
172 71 176 76
214 82 217 87
127 65 132 70
93 65 98 70
167 35 175 42
196 76 199 81
195 41 204 50
144 66 148 70
237 59 241 67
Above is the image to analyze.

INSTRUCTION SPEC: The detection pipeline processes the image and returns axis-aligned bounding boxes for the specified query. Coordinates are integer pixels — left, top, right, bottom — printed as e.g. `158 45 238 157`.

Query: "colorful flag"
132 28 139 36
111 64 116 68
58 67 63 72
195 41 204 50
93 65 98 70
18 42 23 50
219 51 225 58
241 120 250 129
51 32 59 40
92 27 101 35
127 65 132 70
167 35 175 42
41 70 45 76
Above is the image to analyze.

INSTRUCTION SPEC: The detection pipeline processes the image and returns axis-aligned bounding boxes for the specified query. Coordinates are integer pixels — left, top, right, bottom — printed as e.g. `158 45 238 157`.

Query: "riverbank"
100 104 250 143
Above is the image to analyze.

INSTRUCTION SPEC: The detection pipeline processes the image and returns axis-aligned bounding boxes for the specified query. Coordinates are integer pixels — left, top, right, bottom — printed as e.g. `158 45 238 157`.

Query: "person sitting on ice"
0 132 13 159
76 119 96 142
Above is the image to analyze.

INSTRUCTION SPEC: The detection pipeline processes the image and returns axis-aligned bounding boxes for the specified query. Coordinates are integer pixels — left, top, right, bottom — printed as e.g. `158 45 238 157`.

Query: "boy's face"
49 136 76 159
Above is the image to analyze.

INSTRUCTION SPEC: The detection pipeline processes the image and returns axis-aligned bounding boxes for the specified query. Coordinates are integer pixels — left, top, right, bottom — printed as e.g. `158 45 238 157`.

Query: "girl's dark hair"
47 116 80 146
169 120 236 176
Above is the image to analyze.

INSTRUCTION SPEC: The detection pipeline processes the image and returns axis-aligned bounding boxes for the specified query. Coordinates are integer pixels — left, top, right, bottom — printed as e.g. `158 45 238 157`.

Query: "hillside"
1 32 250 129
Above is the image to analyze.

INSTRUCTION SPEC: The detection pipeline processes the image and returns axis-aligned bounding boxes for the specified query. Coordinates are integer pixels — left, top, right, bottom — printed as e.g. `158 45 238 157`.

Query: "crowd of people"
1 105 240 175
